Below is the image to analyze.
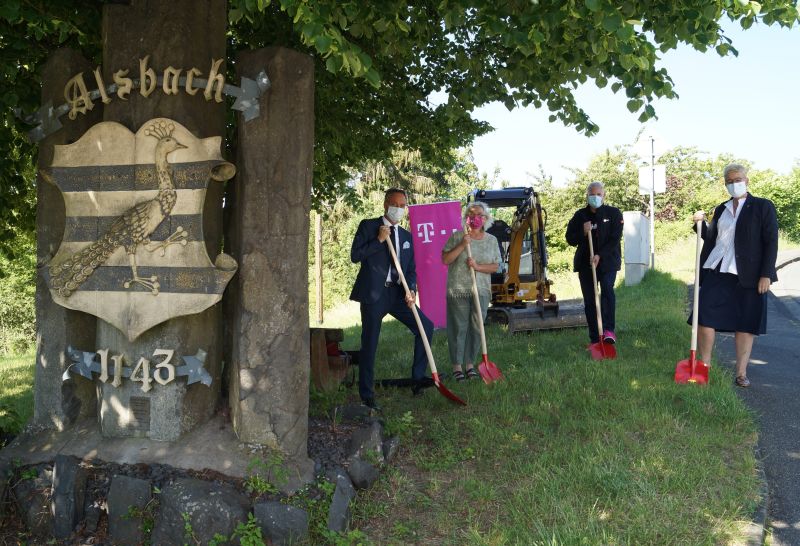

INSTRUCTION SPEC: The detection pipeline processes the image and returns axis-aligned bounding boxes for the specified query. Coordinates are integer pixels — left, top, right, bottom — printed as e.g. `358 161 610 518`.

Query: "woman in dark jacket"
692 163 779 387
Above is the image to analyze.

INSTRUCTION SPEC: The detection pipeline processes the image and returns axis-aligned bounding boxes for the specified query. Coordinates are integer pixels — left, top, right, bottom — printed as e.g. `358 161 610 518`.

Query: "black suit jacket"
350 217 417 304
566 205 623 273
698 194 779 288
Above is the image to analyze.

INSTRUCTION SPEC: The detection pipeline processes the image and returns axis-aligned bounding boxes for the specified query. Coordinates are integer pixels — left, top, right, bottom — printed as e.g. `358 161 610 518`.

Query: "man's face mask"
726 181 747 198
587 195 603 209
386 206 406 223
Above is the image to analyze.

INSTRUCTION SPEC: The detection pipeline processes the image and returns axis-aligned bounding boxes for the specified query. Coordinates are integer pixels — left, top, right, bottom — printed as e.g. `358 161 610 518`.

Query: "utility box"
623 211 650 286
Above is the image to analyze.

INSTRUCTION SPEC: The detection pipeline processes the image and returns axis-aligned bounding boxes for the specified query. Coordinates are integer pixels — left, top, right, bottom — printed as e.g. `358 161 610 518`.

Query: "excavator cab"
468 187 586 333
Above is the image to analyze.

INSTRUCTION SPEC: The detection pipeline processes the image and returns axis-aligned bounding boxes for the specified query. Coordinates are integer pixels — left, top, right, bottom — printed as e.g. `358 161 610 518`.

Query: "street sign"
638 165 666 195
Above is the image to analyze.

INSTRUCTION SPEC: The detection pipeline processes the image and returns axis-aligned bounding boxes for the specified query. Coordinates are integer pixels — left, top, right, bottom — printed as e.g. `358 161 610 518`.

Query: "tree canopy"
1 0 799 251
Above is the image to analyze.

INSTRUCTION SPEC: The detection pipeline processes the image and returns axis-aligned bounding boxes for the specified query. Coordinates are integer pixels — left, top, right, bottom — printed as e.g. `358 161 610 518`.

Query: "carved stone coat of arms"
44 118 237 341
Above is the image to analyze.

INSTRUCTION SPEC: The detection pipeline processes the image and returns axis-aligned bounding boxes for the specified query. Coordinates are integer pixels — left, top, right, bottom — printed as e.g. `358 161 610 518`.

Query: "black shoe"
362 398 382 411
411 382 426 396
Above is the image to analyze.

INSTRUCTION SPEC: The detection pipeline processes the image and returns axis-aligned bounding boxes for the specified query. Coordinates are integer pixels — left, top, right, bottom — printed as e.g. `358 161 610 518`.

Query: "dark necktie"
388 226 399 283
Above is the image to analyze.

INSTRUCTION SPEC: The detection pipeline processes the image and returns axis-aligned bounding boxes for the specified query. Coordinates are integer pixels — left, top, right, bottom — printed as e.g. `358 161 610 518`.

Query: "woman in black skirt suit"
692 163 779 387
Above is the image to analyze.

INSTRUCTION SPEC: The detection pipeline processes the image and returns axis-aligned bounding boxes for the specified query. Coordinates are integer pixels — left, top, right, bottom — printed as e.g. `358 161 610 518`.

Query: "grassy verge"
0 353 35 437
310 236 786 545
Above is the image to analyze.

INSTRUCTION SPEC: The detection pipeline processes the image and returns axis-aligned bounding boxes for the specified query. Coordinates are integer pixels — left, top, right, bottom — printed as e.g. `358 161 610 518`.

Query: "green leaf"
314 34 333 54
602 12 623 32
616 24 634 40
0 0 20 22
396 16 410 33
626 98 643 112
585 0 601 13
364 69 381 88
325 56 341 73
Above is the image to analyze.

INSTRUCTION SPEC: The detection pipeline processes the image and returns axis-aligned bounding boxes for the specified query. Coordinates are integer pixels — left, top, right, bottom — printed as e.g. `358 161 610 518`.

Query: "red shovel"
464 228 503 383
386 239 466 405
587 231 617 360
674 220 710 384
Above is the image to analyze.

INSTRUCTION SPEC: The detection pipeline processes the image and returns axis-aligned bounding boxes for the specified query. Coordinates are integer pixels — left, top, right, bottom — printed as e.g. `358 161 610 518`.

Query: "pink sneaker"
603 330 616 344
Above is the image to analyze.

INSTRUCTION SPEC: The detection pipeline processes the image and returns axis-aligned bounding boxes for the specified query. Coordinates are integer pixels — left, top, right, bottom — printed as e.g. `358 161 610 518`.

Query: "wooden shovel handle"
691 220 703 352
464 228 489 355
587 230 604 335
385 239 438 375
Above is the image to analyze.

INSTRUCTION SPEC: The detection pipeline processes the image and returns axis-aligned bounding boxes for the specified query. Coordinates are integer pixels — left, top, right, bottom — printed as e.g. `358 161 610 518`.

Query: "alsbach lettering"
64 56 226 120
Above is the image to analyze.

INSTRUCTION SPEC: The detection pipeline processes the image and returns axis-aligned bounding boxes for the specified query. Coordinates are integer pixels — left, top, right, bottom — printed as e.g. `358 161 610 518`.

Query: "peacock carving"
50 121 189 297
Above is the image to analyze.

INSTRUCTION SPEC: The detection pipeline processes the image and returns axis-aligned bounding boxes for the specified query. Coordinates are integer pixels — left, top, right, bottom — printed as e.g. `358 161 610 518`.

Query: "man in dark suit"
566 181 624 345
692 163 779 387
350 188 434 410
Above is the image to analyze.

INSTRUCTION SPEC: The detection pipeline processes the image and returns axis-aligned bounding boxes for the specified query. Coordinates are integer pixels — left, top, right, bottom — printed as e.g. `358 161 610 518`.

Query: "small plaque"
129 396 151 431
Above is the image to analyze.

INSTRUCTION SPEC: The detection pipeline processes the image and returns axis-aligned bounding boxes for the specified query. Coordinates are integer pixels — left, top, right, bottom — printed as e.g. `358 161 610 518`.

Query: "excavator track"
487 299 586 333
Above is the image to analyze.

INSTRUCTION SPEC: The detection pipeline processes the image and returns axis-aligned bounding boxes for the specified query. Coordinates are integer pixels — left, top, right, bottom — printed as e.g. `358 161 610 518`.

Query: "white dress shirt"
703 197 747 275
382 217 401 284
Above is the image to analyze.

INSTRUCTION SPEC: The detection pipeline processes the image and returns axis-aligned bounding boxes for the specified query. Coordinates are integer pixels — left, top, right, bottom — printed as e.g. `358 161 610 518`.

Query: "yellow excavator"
467 187 586 333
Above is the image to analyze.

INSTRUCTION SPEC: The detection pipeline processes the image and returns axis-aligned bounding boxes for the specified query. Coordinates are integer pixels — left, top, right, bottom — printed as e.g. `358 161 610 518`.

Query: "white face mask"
587 195 603 209
386 206 406 223
726 182 747 198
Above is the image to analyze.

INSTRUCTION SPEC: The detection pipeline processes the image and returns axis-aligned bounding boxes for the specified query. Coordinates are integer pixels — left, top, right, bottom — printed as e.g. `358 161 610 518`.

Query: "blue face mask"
588 195 603 209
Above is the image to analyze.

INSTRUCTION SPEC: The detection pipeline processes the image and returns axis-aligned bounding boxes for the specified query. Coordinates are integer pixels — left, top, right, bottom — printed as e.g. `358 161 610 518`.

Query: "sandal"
735 376 751 388
466 368 480 380
453 370 466 382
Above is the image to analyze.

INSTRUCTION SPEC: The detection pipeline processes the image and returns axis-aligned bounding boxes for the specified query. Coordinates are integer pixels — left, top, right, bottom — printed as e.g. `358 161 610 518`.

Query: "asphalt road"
716 257 800 546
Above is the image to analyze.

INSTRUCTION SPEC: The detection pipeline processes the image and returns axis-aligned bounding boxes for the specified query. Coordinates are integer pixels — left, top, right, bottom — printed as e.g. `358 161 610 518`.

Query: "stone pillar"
226 48 314 465
33 49 100 430
95 0 228 440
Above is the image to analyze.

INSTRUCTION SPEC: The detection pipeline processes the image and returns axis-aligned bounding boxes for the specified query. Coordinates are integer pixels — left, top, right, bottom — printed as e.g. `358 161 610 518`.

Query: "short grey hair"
587 181 605 194
465 201 494 230
723 163 748 179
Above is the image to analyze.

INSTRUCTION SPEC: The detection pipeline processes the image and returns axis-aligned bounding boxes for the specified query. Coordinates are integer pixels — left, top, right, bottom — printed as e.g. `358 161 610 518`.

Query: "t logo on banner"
417 222 435 243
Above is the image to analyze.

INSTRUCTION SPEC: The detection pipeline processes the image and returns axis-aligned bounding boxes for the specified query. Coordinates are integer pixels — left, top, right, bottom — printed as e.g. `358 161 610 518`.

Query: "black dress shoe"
362 398 382 411
411 380 430 396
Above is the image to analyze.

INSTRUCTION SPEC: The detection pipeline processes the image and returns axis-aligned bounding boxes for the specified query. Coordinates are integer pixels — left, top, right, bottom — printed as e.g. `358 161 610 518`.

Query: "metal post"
649 137 656 269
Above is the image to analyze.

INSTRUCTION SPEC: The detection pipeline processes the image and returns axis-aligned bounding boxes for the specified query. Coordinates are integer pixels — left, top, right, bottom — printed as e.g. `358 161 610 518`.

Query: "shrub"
0 231 35 355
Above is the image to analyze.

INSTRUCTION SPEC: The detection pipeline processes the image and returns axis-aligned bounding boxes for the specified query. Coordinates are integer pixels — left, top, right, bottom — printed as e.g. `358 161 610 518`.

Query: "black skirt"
688 268 767 335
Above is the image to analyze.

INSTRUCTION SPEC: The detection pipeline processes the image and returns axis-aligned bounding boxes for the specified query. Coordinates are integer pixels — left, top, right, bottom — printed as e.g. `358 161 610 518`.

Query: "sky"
469 21 800 187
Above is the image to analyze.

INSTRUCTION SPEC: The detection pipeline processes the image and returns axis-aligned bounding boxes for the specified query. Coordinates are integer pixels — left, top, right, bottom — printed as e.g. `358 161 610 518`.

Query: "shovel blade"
478 355 503 384
588 341 617 360
674 356 709 385
432 373 467 405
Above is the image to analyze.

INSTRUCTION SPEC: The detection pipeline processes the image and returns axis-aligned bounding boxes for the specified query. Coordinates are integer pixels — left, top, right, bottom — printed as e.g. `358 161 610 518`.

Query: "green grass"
0 352 35 436
307 235 800 545
3 233 794 543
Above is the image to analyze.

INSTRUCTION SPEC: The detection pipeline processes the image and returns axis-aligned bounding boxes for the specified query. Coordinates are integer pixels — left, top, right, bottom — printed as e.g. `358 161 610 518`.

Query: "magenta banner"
408 201 463 328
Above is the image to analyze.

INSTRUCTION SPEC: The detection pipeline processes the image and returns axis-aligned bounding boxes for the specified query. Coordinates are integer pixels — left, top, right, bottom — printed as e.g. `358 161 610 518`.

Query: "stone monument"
17 0 314 483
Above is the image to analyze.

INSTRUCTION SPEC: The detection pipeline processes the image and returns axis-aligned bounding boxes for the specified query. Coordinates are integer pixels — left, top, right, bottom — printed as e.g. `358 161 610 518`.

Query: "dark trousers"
578 268 617 343
358 285 434 401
